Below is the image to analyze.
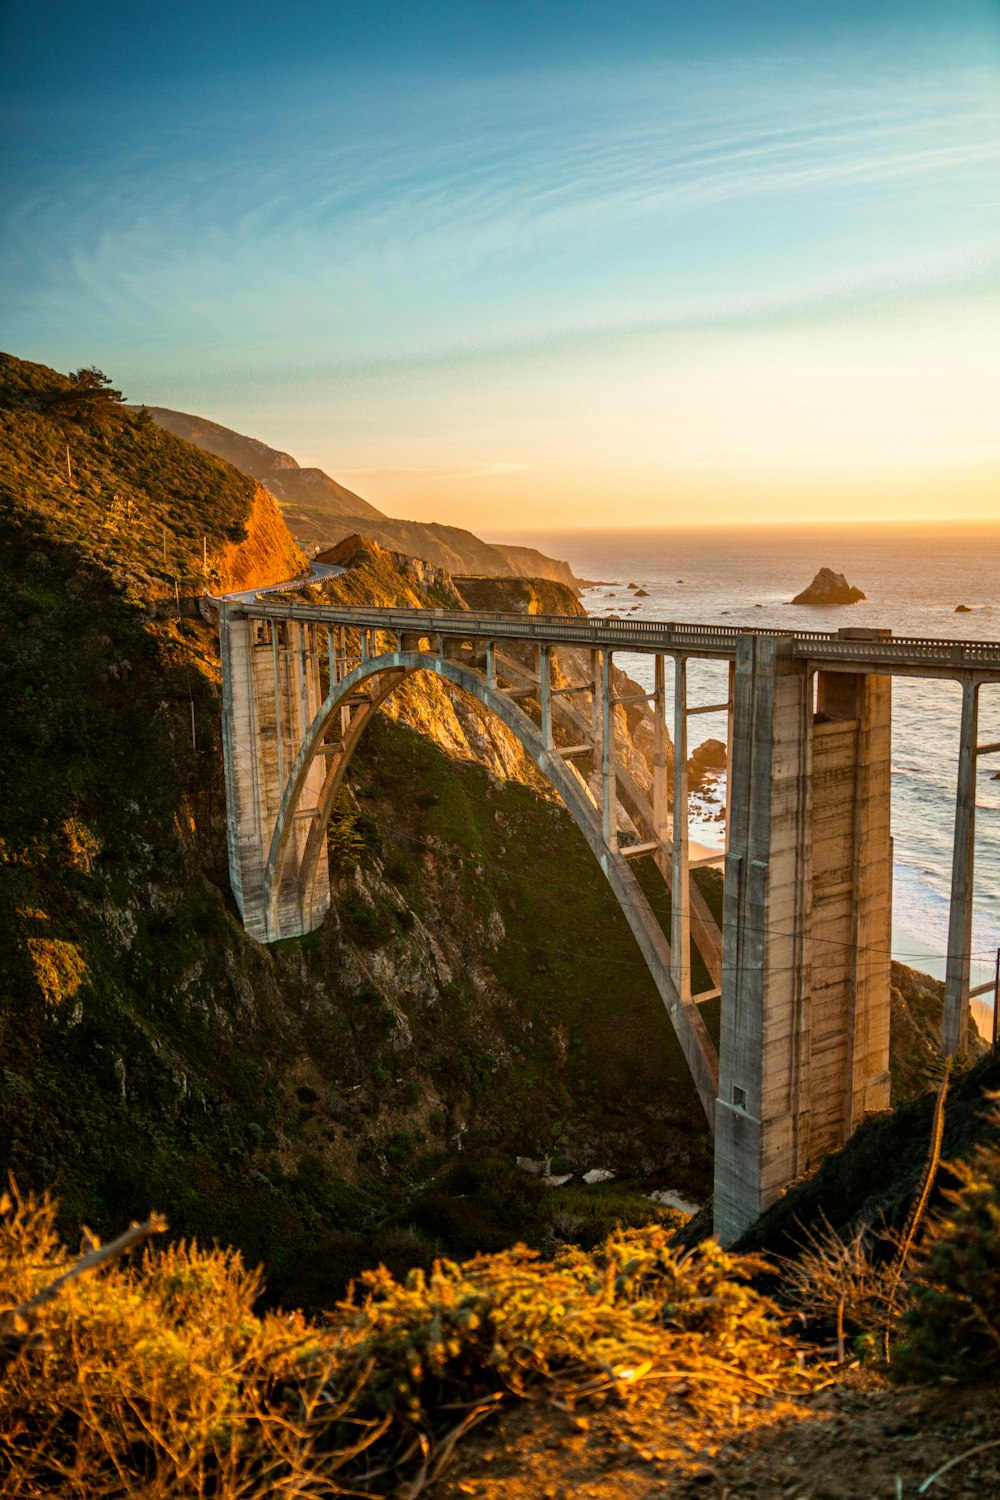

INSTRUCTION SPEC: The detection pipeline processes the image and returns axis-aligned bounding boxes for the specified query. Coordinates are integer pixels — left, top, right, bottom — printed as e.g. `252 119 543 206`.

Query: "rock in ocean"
791 567 866 605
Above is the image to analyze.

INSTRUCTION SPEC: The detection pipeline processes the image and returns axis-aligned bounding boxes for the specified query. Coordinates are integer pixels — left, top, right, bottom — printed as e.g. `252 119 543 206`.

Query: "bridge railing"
237 600 1000 676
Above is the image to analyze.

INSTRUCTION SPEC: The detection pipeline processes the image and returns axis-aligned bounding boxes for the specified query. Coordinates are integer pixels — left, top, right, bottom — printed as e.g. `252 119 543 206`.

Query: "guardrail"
234 599 1000 676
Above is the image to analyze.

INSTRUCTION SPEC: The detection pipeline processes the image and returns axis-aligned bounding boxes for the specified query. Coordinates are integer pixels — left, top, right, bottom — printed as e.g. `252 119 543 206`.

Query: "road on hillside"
214 560 344 604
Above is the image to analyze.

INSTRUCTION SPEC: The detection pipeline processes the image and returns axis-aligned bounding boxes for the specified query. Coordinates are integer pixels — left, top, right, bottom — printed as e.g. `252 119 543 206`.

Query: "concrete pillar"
601 650 617 852
671 657 691 1003
943 680 979 1054
220 605 331 943
725 660 735 852
591 649 600 741
539 644 553 750
714 640 892 1242
652 654 669 869
715 637 812 1242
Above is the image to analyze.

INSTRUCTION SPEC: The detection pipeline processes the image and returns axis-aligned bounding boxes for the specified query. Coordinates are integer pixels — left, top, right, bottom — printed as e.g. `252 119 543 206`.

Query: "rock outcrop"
791 568 866 606
688 738 727 788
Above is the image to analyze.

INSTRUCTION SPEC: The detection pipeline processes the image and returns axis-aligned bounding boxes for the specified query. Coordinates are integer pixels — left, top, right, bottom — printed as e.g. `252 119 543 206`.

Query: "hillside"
4 353 1000 1498
0 354 716 1304
140 405 383 525
0 354 976 1305
146 403 582 584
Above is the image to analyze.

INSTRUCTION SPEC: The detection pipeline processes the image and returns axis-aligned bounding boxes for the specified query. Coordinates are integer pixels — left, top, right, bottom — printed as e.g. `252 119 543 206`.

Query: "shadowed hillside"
0 354 713 1302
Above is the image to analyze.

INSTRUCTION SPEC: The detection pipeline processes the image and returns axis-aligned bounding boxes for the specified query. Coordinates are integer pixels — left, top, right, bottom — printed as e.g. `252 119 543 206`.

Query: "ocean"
487 523 1000 1010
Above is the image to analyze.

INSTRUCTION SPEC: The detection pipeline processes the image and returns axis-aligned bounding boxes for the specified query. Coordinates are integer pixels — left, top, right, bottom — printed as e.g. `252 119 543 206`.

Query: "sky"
2 1 999 531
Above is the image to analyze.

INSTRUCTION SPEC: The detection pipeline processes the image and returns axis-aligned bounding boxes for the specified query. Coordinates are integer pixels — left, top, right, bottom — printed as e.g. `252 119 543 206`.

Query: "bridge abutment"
221 606 331 941
714 639 892 1242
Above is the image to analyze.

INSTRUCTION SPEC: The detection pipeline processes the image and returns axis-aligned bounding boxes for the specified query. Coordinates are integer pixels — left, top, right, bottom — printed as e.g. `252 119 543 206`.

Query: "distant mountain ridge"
143 406 580 588
140 407 383 525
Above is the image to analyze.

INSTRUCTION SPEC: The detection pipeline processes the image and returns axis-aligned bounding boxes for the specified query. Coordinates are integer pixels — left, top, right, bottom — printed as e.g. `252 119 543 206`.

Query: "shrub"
0 1187 816 1496
0 1187 348 1497
327 797 367 873
893 1097 1000 1381
340 891 391 948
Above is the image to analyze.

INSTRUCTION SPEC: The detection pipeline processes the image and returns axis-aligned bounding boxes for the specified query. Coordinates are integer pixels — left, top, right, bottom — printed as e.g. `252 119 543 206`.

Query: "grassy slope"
0 357 710 1306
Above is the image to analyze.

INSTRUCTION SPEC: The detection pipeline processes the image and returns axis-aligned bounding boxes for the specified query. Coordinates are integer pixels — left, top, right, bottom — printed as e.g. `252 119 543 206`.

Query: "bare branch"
1 1213 167 1334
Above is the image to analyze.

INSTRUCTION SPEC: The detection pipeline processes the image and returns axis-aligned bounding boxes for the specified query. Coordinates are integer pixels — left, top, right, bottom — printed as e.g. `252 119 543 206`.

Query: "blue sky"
2 1 999 527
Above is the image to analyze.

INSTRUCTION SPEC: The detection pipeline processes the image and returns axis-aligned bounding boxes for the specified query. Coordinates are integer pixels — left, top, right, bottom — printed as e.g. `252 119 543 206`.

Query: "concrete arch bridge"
219 598 1000 1239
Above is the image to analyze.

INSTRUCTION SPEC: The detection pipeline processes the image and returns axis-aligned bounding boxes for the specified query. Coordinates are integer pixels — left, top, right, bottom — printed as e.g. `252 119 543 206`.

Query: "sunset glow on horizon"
2 1 998 530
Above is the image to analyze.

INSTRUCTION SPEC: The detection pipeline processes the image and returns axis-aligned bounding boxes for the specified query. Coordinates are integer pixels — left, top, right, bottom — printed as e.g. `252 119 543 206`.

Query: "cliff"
490 543 582 589
147 405 581 585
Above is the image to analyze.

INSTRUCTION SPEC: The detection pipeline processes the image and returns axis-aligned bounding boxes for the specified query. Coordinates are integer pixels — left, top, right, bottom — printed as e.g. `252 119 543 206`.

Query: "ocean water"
488 524 1000 1003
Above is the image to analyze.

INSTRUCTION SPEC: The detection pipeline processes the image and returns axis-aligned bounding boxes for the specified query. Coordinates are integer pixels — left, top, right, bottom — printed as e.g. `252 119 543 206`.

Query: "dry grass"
0 1189 818 1497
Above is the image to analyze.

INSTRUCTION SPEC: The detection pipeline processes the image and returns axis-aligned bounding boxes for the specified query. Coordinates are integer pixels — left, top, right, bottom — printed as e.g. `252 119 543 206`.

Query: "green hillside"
0 354 713 1302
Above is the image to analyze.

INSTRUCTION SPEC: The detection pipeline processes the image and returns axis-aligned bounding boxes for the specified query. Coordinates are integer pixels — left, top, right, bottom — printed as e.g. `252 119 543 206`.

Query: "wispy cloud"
4 48 998 360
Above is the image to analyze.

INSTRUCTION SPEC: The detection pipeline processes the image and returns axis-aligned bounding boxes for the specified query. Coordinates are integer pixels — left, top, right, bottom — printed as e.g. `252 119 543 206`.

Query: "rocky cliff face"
212 486 306 592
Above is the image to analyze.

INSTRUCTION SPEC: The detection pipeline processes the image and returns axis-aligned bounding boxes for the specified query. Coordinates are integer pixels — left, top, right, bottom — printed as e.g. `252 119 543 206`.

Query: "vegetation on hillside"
0 354 716 1303
895 1094 1000 1381
4 1112 1000 1498
0 1184 813 1498
0 352 303 599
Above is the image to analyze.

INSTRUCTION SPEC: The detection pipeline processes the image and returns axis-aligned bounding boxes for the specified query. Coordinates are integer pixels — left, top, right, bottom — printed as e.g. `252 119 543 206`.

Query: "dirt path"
434 1375 1000 1499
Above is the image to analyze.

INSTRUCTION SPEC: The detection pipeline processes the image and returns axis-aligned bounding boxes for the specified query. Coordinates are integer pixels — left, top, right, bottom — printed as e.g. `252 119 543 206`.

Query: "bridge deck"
241 599 1000 678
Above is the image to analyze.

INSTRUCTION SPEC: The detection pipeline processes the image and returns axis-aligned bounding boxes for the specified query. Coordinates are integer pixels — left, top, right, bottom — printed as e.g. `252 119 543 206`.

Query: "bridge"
218 595 1000 1241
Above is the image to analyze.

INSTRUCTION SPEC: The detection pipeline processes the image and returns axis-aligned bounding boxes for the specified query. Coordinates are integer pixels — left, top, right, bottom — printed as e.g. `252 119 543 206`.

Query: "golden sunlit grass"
3 1101 1000 1497
0 1187 817 1498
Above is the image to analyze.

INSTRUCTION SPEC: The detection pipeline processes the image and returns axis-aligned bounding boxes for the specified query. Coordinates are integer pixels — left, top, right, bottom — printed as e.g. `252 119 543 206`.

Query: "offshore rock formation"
791 568 866 605
688 738 726 789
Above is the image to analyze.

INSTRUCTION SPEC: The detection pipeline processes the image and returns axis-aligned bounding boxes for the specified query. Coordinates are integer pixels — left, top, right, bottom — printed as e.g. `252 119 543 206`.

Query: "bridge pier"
221 606 331 941
714 638 892 1242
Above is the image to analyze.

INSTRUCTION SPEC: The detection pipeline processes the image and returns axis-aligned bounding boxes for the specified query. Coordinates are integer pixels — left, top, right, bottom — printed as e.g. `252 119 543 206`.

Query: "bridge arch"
265 646 719 1122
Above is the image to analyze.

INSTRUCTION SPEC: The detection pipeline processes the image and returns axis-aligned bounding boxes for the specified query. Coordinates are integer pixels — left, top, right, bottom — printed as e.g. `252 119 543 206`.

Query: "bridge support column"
601 650 617 852
221 606 331 942
671 657 691 1003
652 654 669 876
539 645 553 750
714 639 892 1242
943 680 979 1055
